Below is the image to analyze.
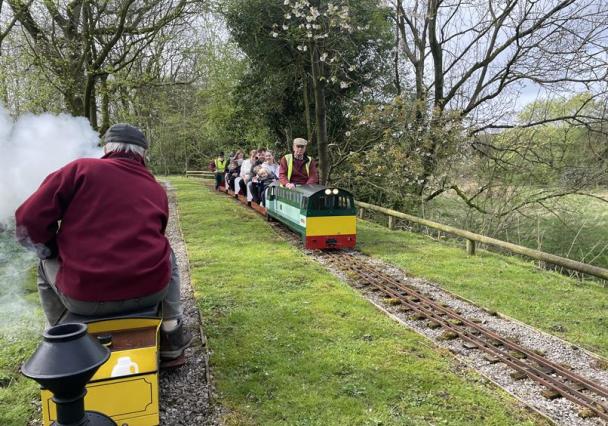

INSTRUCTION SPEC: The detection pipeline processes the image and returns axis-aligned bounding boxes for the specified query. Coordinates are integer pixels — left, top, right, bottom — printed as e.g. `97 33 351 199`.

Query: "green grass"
0 234 43 425
170 177 547 425
357 220 608 357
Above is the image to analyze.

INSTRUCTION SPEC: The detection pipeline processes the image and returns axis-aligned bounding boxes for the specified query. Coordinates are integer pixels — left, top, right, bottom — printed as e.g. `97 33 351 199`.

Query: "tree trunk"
310 46 328 185
99 74 110 135
89 78 98 130
302 69 313 144
393 9 401 96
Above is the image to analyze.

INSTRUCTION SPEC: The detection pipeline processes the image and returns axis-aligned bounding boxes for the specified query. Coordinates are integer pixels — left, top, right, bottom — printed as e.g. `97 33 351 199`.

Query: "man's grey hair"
104 142 146 157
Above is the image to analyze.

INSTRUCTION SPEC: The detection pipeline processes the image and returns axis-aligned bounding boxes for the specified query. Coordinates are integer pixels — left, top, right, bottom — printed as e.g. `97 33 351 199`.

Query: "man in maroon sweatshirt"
15 123 191 361
278 137 319 188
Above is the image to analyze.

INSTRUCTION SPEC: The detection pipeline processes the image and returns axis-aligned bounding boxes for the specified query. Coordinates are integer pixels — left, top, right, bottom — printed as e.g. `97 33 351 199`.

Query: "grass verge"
357 220 608 357
170 176 547 425
0 236 43 426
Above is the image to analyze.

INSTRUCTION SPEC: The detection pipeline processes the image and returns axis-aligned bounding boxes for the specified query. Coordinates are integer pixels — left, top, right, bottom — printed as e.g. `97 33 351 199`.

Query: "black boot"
160 319 193 360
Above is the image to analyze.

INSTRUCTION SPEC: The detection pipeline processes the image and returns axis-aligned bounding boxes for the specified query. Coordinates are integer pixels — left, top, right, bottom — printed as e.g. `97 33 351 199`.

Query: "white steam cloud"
0 104 101 225
0 105 101 332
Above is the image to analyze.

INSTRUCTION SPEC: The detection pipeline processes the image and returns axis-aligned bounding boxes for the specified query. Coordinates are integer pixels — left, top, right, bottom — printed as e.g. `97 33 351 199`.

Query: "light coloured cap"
293 138 308 146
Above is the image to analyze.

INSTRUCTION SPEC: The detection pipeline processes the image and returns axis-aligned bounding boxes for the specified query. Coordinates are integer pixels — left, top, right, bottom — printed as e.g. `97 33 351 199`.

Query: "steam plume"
0 105 101 332
0 104 101 226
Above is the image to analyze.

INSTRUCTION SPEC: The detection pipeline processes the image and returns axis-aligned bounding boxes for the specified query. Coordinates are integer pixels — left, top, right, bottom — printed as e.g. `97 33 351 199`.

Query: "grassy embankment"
357 221 608 357
0 234 43 425
171 176 546 425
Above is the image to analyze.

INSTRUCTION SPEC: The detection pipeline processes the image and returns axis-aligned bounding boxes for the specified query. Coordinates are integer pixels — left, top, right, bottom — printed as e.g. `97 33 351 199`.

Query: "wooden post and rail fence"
184 169 608 281
355 201 608 282
185 170 214 179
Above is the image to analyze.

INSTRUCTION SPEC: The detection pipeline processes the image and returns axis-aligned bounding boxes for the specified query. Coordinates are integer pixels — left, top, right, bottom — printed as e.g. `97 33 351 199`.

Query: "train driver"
278 137 319 189
14 123 192 363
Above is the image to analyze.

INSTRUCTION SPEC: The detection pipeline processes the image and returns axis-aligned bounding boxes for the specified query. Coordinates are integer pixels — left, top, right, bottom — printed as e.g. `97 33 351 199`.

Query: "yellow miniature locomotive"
24 306 162 426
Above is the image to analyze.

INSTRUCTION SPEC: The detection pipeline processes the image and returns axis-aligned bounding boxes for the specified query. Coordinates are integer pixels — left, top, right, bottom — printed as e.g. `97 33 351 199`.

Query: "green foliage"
223 0 393 153
332 97 465 211
0 34 64 115
170 176 546 425
0 234 43 426
479 93 608 188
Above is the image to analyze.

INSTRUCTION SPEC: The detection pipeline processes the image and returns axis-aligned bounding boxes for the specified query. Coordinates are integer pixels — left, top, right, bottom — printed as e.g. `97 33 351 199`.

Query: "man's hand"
286 183 295 189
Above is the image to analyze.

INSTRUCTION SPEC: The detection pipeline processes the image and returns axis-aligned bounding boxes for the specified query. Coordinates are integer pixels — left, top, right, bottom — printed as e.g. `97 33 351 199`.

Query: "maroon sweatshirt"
15 151 171 302
278 155 319 186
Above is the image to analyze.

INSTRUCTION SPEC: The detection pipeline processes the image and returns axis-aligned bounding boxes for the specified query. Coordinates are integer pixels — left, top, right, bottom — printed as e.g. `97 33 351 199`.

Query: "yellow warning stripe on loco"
306 215 356 237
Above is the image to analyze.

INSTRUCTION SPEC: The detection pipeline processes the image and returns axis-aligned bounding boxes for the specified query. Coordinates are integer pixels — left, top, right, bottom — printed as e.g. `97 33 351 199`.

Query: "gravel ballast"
160 183 217 425
313 250 608 426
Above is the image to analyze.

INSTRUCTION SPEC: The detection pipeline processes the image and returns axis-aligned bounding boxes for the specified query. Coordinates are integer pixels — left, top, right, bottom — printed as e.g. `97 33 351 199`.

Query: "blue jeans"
37 250 183 325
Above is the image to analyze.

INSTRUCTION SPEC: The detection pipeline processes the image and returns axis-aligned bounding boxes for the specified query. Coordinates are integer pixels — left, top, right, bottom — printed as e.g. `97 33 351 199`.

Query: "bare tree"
0 0 19 51
7 0 197 127
391 0 608 195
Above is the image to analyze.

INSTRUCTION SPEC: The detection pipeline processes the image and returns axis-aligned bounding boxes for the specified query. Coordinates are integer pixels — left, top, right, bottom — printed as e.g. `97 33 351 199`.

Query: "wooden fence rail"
186 170 214 179
355 200 608 281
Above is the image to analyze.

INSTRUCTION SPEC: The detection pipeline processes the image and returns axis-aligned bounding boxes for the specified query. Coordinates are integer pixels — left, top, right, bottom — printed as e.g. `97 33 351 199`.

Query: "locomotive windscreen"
311 194 353 210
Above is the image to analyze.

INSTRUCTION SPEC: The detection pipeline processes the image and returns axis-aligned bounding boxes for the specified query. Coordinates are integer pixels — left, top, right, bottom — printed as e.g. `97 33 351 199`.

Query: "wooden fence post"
388 215 394 230
358 207 365 219
466 239 476 256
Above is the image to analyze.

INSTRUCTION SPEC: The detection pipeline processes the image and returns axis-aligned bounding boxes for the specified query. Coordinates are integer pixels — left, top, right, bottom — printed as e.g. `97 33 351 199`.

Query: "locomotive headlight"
332 188 339 195
325 189 332 195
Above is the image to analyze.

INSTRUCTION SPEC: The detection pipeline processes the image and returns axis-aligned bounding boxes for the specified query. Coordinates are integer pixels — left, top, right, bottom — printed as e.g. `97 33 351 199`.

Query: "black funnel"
22 323 116 425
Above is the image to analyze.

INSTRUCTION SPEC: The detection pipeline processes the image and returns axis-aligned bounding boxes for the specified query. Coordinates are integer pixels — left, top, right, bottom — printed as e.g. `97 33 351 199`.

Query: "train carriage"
265 184 356 249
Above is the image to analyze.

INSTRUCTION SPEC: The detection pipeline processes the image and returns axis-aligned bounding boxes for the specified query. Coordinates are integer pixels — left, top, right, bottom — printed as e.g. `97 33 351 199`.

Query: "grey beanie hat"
104 123 149 149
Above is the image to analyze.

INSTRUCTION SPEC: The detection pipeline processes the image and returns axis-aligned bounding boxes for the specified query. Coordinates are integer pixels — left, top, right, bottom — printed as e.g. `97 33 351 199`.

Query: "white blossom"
340 81 350 89
282 24 288 30
320 52 328 61
271 32 279 38
345 131 351 137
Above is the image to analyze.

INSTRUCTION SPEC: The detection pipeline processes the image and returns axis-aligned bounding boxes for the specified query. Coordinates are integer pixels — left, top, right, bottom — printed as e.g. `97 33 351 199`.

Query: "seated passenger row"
210 138 319 206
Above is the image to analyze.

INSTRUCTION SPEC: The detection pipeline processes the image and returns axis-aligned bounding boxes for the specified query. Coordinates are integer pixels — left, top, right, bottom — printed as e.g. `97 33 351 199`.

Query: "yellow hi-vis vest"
285 154 311 182
214 158 227 172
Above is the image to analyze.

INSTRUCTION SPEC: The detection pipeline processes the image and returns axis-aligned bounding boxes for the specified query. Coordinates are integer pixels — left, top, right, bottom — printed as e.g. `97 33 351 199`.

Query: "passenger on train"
279 137 319 188
261 150 279 177
230 149 241 161
211 151 228 190
226 159 240 192
14 123 192 362
234 150 244 165
235 149 257 199
247 149 273 204
256 151 279 205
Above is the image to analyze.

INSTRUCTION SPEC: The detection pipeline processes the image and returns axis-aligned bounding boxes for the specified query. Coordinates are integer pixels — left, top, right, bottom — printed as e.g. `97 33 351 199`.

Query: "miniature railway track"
320 250 608 421
210 183 608 421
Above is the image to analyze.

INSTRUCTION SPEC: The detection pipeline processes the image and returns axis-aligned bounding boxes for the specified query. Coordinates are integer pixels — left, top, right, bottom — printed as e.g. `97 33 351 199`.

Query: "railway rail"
320 250 608 422
213 183 608 422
